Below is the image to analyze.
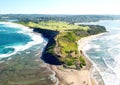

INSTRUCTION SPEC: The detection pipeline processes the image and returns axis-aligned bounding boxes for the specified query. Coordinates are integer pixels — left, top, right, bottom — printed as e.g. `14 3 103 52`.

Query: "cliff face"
33 28 63 65
33 28 58 39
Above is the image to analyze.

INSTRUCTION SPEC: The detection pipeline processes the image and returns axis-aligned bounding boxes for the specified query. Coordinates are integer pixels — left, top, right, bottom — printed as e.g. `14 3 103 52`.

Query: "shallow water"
82 20 120 85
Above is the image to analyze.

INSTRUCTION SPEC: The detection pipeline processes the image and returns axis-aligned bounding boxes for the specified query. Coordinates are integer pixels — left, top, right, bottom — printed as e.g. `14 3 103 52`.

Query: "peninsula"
19 20 106 85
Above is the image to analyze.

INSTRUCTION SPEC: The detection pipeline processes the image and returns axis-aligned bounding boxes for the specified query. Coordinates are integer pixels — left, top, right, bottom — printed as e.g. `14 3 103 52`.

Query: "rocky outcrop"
33 28 63 65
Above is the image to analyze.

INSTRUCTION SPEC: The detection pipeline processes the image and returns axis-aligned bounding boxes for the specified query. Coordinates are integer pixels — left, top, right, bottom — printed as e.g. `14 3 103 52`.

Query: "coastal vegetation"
19 20 106 69
19 21 90 31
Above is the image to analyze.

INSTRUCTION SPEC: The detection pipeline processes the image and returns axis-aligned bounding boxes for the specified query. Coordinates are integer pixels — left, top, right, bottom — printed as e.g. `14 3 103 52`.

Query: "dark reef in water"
33 28 63 65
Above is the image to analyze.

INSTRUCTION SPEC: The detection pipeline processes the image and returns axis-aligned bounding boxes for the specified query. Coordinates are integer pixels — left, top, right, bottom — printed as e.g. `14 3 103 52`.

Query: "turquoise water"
82 20 120 85
0 22 44 59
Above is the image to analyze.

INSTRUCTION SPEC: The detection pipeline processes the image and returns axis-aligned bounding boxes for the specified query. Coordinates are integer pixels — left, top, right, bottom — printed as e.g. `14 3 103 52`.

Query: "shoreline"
78 33 106 85
50 33 106 85
0 22 45 58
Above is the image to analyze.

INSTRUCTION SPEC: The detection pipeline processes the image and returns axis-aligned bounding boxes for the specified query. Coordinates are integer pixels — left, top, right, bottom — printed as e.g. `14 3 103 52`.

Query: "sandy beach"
50 65 96 85
50 33 105 85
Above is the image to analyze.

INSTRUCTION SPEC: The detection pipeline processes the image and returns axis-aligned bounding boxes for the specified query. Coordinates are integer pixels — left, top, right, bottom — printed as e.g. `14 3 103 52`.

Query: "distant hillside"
1 14 120 23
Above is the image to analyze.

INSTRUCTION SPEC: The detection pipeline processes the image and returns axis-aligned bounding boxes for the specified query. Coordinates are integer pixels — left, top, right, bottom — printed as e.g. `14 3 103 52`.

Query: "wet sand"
50 65 96 85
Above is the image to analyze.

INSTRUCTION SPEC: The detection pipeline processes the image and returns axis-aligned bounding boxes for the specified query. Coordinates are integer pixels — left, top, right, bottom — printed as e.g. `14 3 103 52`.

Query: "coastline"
2 22 106 85
78 33 106 85
50 33 106 85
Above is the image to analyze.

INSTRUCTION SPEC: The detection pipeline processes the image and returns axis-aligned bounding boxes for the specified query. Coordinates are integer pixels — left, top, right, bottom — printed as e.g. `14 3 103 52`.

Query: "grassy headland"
19 21 106 69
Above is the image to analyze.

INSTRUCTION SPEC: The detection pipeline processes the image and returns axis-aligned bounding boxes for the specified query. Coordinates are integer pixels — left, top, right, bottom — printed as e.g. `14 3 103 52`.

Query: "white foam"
83 49 103 73
108 45 120 59
80 20 120 85
104 34 120 41
83 44 92 51
0 22 33 32
96 48 101 51
93 44 100 49
0 22 45 59
103 57 115 72
102 68 120 85
84 43 101 52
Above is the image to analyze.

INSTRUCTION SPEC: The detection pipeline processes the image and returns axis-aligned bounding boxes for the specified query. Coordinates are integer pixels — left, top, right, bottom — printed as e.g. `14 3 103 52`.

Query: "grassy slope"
22 21 89 31
19 21 106 69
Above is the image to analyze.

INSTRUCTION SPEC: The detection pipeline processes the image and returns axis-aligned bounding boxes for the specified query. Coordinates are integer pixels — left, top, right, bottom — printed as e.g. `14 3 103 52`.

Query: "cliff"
33 28 63 65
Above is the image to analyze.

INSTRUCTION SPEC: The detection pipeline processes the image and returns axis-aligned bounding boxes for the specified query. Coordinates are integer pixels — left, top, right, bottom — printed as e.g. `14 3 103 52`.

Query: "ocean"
0 22 58 85
0 22 44 59
81 20 120 85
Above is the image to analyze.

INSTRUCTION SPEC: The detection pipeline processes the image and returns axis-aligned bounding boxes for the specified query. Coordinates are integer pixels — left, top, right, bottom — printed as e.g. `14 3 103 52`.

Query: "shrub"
79 56 86 66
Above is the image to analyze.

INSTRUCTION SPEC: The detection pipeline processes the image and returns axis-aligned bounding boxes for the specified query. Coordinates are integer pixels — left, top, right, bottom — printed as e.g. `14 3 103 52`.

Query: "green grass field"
27 21 90 31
